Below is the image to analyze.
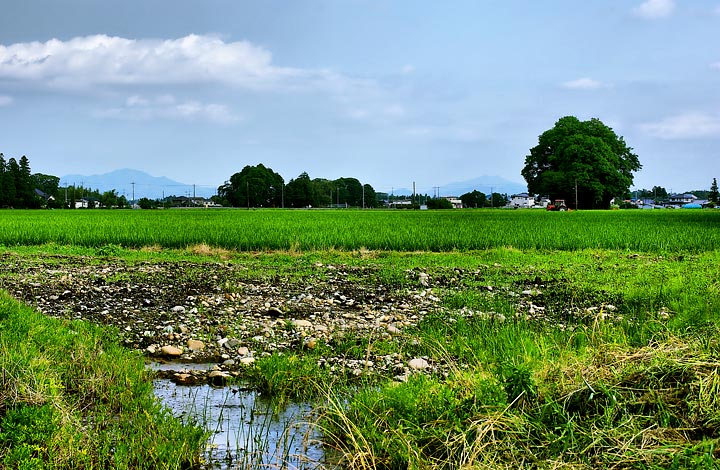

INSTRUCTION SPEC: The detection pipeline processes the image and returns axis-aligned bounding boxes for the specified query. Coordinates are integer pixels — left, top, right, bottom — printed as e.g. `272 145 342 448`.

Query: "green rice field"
0 208 718 252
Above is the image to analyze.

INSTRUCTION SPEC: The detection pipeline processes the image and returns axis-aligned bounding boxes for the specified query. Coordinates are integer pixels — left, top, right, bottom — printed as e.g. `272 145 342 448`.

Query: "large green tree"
460 190 487 208
218 164 284 208
521 116 641 209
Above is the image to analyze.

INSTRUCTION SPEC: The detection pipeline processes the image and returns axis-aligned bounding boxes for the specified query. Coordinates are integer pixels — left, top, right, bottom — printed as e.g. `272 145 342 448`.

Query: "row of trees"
0 154 40 208
0 153 132 209
216 164 380 208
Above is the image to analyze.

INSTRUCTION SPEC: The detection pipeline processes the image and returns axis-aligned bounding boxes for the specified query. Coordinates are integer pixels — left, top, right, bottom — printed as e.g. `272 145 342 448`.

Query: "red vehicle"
546 199 568 211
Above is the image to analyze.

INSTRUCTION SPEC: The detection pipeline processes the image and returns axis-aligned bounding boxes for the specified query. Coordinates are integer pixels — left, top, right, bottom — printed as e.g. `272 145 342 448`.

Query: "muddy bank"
0 253 446 380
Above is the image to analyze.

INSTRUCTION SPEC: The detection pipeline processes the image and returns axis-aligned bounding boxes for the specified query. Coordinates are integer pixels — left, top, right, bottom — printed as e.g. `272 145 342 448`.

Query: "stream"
151 363 331 469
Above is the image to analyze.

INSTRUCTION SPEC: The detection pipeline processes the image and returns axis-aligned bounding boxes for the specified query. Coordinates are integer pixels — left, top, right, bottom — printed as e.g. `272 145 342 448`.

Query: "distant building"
667 193 697 207
509 193 535 208
444 197 463 209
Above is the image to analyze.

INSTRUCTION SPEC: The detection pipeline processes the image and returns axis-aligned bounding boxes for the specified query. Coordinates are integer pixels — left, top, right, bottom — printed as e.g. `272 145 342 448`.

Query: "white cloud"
633 0 675 19
640 112 720 139
0 95 12 106
0 34 341 91
96 94 241 124
561 77 604 90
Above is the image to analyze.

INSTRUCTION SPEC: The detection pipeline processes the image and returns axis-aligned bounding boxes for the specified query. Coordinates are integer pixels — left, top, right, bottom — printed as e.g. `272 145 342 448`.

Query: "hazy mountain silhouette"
60 169 217 200
392 176 527 197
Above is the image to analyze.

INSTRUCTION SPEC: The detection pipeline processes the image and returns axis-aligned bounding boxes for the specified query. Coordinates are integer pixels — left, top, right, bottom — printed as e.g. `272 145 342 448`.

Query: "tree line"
0 153 130 209
216 164 381 208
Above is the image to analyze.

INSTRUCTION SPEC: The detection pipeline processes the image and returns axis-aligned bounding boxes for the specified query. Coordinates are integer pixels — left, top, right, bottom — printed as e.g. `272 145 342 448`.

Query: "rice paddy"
0 208 718 252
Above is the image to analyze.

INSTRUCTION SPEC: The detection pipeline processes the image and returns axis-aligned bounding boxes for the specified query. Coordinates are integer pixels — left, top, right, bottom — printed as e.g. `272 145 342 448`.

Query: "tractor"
546 199 568 211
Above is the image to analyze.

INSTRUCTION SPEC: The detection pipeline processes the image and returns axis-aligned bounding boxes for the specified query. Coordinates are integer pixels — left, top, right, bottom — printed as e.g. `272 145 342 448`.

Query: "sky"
1 0 719 196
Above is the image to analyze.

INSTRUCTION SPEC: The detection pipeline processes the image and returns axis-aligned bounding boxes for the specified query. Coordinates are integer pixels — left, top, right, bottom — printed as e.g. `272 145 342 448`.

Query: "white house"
444 197 463 209
509 193 535 208
667 193 697 207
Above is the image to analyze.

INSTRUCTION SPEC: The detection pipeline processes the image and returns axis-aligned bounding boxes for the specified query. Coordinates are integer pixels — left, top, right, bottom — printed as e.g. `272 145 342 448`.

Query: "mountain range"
393 176 527 197
60 169 528 201
60 169 217 200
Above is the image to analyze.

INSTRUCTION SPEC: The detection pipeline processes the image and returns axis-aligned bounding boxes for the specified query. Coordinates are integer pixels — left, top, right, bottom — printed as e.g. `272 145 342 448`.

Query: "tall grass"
0 292 207 469
0 209 718 252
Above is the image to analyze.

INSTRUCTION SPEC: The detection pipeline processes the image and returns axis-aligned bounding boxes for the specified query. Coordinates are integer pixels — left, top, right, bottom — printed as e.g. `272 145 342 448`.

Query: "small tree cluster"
217 164 379 208
0 154 42 208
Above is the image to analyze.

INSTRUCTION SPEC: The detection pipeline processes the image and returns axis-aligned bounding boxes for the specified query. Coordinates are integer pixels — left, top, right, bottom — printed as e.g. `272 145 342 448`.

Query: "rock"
226 338 241 348
174 373 197 385
171 306 186 313
208 370 231 386
267 307 284 317
187 339 205 351
240 357 255 366
292 319 313 328
387 324 401 335
160 345 183 357
146 345 157 355
408 358 430 371
237 346 250 356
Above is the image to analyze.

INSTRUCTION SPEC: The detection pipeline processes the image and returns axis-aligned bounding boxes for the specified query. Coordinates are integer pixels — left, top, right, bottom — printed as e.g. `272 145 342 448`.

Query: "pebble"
408 358 430 370
160 345 183 357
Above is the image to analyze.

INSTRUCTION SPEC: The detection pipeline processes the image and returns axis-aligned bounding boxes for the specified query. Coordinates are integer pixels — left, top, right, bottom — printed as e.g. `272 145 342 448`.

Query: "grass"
0 208 719 252
1 209 719 468
0 292 208 469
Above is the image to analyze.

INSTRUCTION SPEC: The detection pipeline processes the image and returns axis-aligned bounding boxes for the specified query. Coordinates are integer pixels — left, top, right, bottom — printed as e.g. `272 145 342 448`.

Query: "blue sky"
1 0 718 196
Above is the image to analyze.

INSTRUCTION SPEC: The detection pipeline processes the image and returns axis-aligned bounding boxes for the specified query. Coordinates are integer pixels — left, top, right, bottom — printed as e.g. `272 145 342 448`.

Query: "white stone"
408 358 430 370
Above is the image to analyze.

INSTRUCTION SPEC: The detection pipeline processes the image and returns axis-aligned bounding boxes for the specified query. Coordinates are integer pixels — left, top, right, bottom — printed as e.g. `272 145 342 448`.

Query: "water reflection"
153 380 327 469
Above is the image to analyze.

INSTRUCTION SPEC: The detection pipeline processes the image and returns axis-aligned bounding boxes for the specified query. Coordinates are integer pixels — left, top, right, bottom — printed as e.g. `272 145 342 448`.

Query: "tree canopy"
218 165 380 208
217 164 285 208
521 116 641 209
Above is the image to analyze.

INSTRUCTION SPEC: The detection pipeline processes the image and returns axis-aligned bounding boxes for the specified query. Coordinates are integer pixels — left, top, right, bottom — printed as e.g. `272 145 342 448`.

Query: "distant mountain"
60 169 217 200
392 176 527 197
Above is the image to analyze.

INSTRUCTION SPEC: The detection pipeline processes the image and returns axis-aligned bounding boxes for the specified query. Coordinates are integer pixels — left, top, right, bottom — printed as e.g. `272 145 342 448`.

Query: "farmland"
0 208 719 252
1 209 719 469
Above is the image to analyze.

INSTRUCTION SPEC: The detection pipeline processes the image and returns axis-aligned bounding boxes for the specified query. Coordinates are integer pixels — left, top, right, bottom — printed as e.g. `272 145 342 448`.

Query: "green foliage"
0 404 58 469
218 163 285 208
459 189 487 208
137 197 155 209
0 293 207 468
284 171 379 208
710 178 719 204
522 116 641 209
426 197 453 209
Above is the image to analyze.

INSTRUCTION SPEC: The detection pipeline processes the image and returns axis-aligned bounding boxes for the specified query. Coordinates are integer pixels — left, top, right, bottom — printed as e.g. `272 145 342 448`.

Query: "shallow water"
153 378 328 469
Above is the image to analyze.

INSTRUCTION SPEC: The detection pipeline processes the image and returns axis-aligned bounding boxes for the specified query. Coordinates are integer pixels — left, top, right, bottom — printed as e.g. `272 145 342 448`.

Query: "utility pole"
575 179 578 210
246 180 250 209
131 182 135 204
362 184 365 209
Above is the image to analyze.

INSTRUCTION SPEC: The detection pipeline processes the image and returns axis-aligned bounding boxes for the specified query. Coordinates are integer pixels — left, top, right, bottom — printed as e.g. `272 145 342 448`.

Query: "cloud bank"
96 94 240 123
0 34 329 91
